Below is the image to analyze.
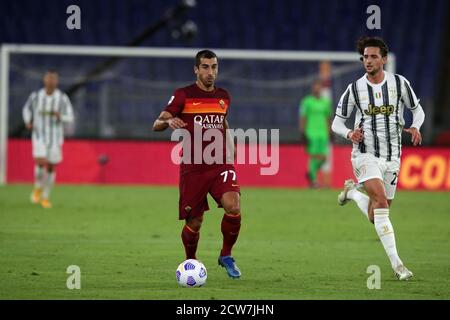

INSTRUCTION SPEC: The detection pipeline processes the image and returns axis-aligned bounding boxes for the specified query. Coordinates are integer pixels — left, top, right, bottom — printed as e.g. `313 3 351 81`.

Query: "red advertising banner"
398 148 450 190
6 139 450 191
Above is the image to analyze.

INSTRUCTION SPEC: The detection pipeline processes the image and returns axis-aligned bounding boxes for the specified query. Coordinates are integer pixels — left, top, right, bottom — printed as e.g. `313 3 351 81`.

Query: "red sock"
220 213 241 257
181 225 200 259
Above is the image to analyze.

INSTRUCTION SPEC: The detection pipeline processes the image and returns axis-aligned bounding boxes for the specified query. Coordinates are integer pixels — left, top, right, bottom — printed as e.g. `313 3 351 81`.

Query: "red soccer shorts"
178 164 240 220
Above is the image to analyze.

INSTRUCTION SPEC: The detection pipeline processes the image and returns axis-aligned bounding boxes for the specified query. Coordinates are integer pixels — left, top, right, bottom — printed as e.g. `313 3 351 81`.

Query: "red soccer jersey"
164 83 231 173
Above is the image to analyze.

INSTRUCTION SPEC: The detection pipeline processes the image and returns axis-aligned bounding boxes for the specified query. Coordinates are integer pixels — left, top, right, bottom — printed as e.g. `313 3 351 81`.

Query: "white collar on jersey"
364 71 387 87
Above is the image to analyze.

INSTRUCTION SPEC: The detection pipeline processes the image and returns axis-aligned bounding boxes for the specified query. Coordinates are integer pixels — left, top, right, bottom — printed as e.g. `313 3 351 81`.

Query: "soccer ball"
176 259 207 287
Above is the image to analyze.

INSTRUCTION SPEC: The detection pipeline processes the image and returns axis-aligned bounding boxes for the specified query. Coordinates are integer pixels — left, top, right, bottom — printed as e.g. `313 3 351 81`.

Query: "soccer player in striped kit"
332 37 425 280
22 71 74 208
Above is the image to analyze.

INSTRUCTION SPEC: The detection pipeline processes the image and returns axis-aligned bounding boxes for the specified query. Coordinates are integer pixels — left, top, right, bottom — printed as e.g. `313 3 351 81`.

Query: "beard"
200 76 214 88
366 66 380 76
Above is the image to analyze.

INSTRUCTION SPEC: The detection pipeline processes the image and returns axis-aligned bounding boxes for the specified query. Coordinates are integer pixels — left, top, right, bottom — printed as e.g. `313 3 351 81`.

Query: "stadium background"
2 0 450 189
1 0 450 302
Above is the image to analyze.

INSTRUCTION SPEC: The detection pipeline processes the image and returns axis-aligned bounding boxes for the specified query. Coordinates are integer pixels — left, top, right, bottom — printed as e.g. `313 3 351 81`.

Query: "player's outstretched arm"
403 127 422 146
22 92 35 130
59 95 75 123
399 76 425 147
331 116 364 144
299 117 306 141
403 104 425 146
152 111 171 131
152 111 187 131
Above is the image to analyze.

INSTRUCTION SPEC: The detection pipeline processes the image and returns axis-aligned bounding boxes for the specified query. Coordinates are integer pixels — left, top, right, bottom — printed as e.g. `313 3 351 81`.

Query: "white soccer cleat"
394 265 413 281
337 179 356 206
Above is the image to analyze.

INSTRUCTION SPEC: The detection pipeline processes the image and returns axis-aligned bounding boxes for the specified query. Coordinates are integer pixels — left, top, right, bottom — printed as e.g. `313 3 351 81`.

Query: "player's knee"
36 159 47 167
375 199 389 209
224 203 240 215
221 194 240 215
372 195 388 209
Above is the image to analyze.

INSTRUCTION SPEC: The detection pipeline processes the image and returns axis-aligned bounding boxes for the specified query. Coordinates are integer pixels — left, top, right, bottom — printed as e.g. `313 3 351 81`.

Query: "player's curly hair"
356 36 389 58
195 50 217 67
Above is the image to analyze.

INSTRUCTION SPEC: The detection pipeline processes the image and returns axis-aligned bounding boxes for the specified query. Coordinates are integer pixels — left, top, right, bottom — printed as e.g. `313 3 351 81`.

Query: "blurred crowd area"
2 0 449 144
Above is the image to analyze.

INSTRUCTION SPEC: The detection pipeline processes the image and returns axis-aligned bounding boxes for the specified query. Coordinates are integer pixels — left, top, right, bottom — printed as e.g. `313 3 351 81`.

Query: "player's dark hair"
195 50 217 67
46 70 58 74
356 36 389 60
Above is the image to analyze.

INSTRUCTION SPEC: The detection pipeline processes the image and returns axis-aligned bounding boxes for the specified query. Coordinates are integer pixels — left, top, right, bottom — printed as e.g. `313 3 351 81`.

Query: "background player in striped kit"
331 37 425 280
22 71 74 208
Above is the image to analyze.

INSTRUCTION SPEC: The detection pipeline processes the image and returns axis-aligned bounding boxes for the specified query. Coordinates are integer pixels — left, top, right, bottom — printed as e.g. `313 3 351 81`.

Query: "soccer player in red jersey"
153 50 242 278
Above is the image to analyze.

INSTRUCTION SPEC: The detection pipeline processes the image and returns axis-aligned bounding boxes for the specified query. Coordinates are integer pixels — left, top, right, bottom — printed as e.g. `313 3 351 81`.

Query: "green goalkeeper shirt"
299 95 332 139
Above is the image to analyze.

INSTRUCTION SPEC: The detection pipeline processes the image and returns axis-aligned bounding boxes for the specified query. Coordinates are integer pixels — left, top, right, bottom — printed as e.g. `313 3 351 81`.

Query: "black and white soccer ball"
176 259 207 287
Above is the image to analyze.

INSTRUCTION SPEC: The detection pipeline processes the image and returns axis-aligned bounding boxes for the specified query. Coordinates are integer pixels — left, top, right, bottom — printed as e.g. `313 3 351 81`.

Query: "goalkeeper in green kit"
299 66 333 188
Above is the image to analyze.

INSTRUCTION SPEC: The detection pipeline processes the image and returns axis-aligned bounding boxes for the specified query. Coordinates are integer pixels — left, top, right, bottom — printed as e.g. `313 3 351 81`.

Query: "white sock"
347 189 369 219
34 165 45 189
374 208 403 270
42 171 56 200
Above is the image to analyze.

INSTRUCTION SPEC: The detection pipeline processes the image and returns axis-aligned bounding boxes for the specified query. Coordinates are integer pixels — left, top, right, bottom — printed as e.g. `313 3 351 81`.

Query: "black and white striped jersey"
335 71 421 161
22 88 74 147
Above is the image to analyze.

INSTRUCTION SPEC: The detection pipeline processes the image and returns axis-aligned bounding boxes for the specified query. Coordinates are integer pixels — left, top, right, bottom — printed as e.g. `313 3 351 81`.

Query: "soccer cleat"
337 179 356 206
218 255 241 279
40 199 52 209
394 265 413 281
306 172 319 189
30 188 42 204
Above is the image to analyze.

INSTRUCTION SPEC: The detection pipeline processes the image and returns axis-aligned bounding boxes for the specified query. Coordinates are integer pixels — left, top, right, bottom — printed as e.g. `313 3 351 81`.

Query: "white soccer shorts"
351 153 400 200
32 138 62 164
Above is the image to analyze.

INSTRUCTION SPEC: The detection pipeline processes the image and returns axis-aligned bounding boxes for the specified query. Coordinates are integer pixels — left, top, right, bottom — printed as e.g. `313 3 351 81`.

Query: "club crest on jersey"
219 99 226 109
364 104 395 116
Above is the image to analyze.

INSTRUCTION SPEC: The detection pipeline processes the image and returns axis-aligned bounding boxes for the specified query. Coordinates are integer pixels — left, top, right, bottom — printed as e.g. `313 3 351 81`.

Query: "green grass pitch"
0 184 449 299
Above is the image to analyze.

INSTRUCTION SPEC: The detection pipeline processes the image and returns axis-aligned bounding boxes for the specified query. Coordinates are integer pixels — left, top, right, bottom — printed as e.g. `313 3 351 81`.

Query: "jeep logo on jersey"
193 114 225 129
364 104 395 116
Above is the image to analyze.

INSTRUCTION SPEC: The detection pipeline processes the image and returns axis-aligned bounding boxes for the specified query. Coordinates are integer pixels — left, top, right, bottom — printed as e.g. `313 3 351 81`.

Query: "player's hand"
52 111 61 122
329 132 336 144
299 131 306 143
348 127 364 144
167 117 187 129
25 122 33 130
404 127 422 146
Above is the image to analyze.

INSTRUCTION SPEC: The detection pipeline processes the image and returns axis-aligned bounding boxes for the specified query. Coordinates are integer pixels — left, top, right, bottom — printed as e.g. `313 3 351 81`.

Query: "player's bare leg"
31 158 47 204
41 163 56 209
218 191 242 278
364 178 412 280
182 215 203 260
